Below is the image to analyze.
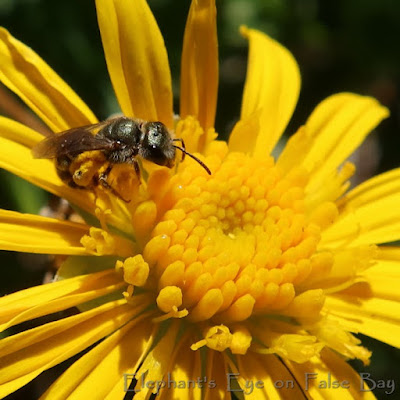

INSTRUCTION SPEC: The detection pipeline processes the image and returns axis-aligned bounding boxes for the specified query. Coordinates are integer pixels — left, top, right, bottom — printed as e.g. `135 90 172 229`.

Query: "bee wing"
32 123 114 159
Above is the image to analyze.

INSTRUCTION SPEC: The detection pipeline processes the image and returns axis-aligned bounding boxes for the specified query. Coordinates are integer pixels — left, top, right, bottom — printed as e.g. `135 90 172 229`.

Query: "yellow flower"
0 0 398 399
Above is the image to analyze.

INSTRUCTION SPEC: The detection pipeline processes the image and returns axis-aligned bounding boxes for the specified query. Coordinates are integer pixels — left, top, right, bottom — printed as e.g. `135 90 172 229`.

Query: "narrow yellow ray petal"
342 167 400 208
0 301 141 398
228 111 260 155
363 265 400 301
0 28 97 132
134 320 180 397
321 168 400 247
321 207 400 248
0 374 43 400
73 318 151 400
158 335 202 400
279 93 388 190
1 272 123 332
0 300 129 358
0 269 117 326
104 325 157 400
41 318 152 400
237 353 305 399
95 0 131 116
360 247 400 301
319 350 377 399
229 27 300 157
180 0 218 134
305 94 388 176
0 209 89 255
204 352 230 400
0 116 43 147
284 349 376 399
325 294 400 348
96 0 173 127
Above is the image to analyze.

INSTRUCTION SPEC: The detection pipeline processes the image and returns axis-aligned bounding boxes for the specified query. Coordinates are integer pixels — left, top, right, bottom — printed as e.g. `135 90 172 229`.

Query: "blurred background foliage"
0 0 399 398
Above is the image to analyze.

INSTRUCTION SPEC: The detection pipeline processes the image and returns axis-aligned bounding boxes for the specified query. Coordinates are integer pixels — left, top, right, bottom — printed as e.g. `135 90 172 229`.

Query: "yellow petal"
41 319 152 400
180 0 218 134
279 93 388 191
96 0 173 127
229 27 300 157
321 168 400 246
342 167 400 208
363 263 400 301
156 335 202 400
204 352 230 400
103 325 156 400
0 28 97 132
236 353 305 399
0 270 123 332
325 293 400 348
0 209 89 254
134 320 180 397
0 115 43 147
320 350 377 399
362 247 400 301
0 272 103 323
0 300 138 398
284 349 377 399
228 110 260 155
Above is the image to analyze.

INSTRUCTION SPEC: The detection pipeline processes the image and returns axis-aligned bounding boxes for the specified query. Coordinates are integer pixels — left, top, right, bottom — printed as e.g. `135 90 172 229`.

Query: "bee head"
139 122 175 167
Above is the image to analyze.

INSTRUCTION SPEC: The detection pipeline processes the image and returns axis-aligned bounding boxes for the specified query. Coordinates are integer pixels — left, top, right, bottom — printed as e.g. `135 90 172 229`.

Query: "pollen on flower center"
139 142 334 323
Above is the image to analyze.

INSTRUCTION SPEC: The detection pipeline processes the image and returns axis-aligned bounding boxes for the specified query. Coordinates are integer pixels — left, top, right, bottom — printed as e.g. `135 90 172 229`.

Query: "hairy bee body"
32 117 210 201
55 151 104 188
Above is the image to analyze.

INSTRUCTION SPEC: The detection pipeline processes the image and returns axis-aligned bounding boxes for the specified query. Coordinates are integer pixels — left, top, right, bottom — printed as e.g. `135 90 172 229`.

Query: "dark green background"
0 1 399 399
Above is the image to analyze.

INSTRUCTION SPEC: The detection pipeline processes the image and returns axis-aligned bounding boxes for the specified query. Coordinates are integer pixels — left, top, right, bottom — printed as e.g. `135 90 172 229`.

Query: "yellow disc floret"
135 140 336 325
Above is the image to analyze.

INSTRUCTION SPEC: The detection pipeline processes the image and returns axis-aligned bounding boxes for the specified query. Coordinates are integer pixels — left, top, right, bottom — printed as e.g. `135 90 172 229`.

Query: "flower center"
139 144 331 324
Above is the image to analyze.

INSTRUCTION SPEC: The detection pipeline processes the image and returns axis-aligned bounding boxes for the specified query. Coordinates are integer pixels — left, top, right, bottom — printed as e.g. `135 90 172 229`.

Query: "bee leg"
133 158 141 180
98 165 131 203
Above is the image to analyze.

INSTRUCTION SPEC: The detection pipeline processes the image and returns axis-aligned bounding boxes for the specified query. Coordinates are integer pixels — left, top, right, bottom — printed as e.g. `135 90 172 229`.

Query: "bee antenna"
173 145 211 175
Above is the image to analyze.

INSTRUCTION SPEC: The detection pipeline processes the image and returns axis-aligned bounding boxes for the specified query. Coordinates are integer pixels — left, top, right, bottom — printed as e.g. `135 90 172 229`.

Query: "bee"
32 117 211 201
